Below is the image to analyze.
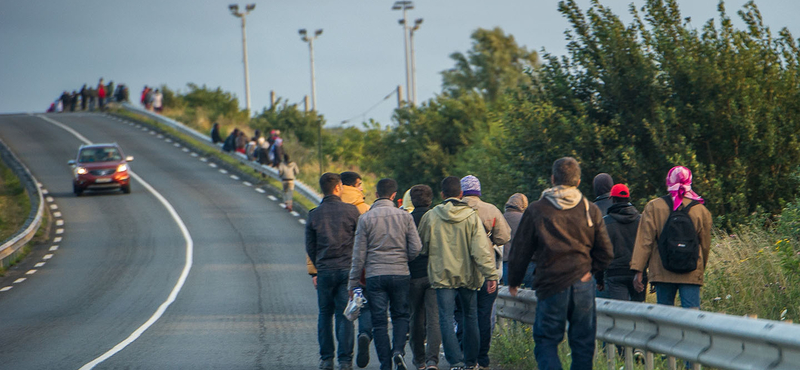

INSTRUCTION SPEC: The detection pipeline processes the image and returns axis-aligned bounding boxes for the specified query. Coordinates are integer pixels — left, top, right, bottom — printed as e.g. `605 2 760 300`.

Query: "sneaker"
319 359 334 370
338 363 353 370
449 367 464 370
393 353 408 370
356 333 371 368
425 366 439 370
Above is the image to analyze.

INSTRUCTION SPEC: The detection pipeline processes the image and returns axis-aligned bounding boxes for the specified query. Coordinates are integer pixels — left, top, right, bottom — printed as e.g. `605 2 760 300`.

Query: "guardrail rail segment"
0 136 44 268
496 286 800 370
119 103 323 206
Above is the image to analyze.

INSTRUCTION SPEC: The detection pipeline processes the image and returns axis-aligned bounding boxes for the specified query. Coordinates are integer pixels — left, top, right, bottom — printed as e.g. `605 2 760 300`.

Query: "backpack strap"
661 194 700 213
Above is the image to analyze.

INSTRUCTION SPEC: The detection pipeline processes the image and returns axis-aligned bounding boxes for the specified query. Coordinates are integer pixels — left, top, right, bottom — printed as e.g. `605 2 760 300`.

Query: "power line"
340 88 397 125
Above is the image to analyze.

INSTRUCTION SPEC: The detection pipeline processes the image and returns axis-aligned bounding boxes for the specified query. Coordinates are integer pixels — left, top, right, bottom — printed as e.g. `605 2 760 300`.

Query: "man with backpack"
630 166 713 308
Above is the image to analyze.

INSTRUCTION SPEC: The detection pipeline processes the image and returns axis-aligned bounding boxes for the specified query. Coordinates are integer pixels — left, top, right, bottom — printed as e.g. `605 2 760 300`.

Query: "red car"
68 143 133 196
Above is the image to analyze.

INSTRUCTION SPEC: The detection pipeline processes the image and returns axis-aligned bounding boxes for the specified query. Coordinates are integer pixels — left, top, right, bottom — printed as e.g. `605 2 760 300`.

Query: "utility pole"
300 28 324 175
392 1 414 105
228 4 256 114
409 18 423 106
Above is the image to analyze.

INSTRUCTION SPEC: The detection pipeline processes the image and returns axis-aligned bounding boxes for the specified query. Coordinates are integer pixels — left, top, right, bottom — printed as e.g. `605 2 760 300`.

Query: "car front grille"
89 169 116 176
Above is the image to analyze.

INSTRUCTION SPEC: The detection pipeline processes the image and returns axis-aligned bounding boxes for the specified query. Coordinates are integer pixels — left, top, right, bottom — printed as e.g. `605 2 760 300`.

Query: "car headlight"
76 167 88 175
117 164 128 172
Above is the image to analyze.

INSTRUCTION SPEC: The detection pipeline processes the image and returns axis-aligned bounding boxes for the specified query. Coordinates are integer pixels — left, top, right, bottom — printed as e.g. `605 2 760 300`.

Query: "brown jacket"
630 197 713 285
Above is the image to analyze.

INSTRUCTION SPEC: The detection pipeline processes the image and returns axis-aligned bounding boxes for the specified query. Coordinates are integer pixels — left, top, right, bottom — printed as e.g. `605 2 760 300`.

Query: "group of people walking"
305 156 712 370
49 78 128 113
139 85 163 112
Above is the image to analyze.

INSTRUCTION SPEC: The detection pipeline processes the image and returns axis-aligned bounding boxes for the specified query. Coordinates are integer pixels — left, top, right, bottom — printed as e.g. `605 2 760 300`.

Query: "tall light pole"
409 18 423 106
300 28 323 175
392 1 413 105
229 4 255 115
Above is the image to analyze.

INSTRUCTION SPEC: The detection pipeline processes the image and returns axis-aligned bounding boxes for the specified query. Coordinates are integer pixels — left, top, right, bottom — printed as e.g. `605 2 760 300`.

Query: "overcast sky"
2 0 798 128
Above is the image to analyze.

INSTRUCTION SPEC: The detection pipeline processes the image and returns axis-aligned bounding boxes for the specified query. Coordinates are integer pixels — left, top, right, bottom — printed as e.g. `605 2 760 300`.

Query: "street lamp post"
409 18 423 106
300 28 324 175
229 3 256 115
392 1 414 105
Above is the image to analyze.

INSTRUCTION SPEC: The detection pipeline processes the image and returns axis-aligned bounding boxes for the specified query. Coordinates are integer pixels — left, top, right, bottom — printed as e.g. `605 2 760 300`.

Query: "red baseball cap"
610 184 630 198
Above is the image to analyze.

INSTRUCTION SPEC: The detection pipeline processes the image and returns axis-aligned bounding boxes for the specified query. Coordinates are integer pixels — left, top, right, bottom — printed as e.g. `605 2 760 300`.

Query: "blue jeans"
366 275 411 370
358 287 373 339
477 280 498 367
317 270 354 364
437 288 478 367
533 278 596 370
655 283 701 308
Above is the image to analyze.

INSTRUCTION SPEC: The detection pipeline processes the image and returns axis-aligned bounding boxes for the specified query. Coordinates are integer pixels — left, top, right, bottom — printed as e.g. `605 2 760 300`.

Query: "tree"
442 27 540 102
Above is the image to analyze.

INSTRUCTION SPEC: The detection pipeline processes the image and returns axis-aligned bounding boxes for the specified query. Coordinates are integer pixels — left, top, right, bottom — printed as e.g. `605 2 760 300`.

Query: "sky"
2 0 799 128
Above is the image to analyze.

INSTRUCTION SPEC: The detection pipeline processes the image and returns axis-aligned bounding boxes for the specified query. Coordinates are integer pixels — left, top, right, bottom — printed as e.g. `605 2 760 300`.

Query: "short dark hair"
441 176 462 199
410 184 433 208
552 157 581 186
340 171 361 187
612 196 630 204
376 178 398 198
283 153 290 163
319 173 341 196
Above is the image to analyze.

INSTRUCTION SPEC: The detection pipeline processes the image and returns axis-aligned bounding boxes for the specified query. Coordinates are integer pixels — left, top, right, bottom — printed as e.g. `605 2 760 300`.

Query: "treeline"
160 0 800 228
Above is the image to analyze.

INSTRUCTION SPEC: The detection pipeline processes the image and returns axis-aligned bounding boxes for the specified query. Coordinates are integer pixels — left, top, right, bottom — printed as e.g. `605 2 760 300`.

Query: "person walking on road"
593 173 614 215
602 184 647 303
417 176 499 370
337 171 374 368
80 84 88 110
306 173 362 370
349 178 422 370
210 122 223 144
502 193 530 286
460 175 510 370
406 184 441 370
631 166 712 308
507 157 613 370
278 154 300 212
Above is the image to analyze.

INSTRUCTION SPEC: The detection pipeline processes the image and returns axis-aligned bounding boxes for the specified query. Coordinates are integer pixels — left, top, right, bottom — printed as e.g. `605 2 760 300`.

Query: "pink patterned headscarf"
666 166 704 211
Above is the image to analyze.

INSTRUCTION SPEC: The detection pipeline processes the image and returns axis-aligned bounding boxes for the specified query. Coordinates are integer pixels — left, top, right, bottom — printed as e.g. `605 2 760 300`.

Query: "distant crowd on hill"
48 78 129 113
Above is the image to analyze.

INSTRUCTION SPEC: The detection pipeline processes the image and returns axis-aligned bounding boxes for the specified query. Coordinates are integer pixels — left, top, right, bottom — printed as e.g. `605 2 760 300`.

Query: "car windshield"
79 147 122 163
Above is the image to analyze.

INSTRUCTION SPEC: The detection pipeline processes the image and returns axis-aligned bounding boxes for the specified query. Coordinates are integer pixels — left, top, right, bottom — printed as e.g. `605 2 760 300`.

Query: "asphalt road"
0 112 379 369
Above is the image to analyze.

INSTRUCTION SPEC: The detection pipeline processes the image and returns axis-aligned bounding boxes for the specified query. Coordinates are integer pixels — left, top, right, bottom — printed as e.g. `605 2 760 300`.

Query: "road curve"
0 112 344 369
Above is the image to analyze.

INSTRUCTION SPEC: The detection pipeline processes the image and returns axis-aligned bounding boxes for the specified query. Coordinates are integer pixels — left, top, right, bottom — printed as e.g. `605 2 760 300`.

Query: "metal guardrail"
118 103 323 205
0 136 44 268
496 286 800 370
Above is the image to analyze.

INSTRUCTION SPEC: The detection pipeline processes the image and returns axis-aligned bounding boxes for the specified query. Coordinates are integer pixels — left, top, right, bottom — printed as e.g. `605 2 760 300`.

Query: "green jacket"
418 198 500 290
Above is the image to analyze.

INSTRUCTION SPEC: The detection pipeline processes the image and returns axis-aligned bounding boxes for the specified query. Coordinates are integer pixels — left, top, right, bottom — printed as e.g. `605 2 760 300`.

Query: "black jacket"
594 193 613 215
408 206 430 279
602 202 640 277
306 195 361 272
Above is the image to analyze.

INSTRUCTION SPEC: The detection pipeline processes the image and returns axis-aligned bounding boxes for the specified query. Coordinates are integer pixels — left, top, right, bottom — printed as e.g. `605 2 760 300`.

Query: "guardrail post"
668 356 677 370
606 343 616 370
624 346 634 370
645 351 654 370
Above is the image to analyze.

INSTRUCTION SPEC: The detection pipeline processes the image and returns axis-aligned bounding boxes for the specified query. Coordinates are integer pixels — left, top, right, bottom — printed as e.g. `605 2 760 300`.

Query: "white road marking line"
56 228 64 234
56 220 64 226
37 114 196 370
243 181 252 186
219 169 228 174
291 211 300 217
142 127 148 131
53 211 62 217
26 270 37 275
299 219 307 225
191 153 198 157
268 195 278 201
13 278 26 284
149 131 156 135
199 157 208 162
42 189 49 195
0 287 12 292
255 188 265 193
50 245 59 251
165 138 172 143
209 163 217 168
50 204 58 210
174 143 181 147
157 134 164 138
230 175 239 180
37 182 43 188
279 203 287 209
182 149 189 153
43 254 53 260
53 237 62 243
46 196 54 202
35 262 45 268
